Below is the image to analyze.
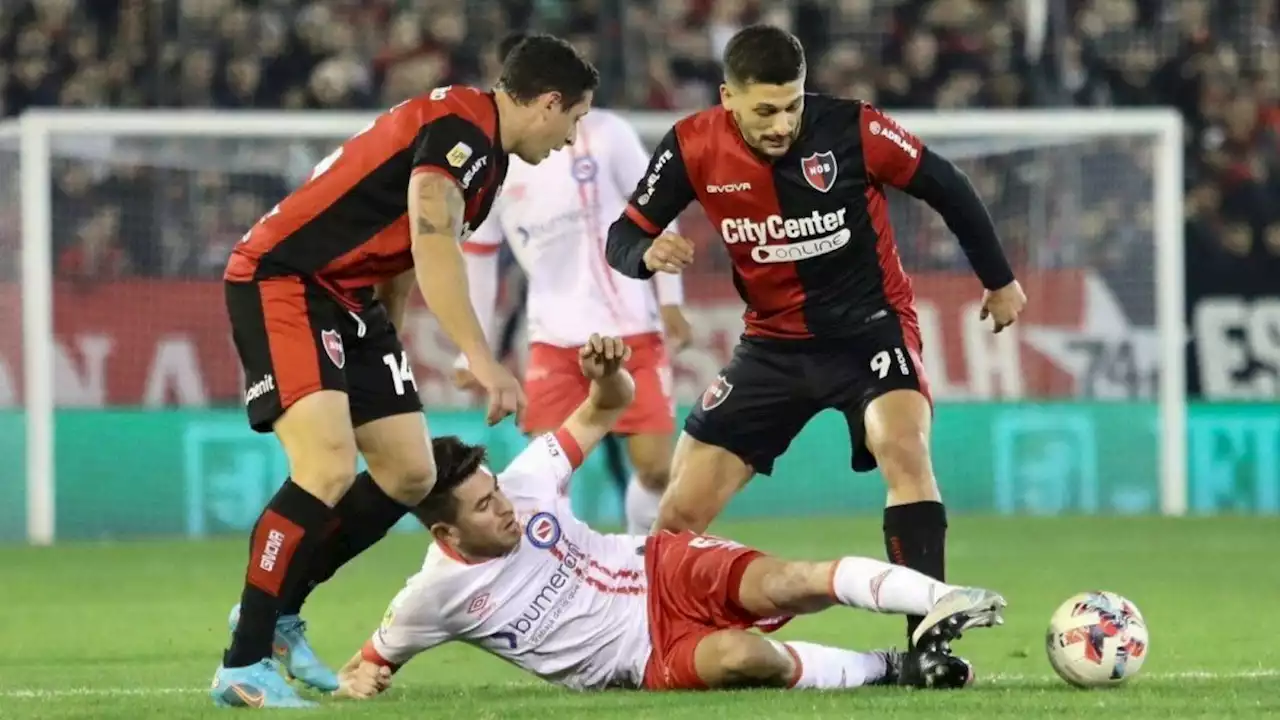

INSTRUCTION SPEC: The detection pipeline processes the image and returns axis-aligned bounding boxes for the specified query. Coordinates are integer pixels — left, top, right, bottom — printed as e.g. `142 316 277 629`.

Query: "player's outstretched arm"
859 105 1026 332
333 651 394 700
558 335 636 458
335 582 450 700
409 171 523 423
408 171 493 364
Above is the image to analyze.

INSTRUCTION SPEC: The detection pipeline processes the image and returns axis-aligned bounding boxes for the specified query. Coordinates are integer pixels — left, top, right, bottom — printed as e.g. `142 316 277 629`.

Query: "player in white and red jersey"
455 53 691 534
334 335 1006 699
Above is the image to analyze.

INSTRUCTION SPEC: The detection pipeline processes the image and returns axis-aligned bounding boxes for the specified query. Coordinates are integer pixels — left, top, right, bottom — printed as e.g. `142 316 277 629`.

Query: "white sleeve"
454 208 504 370
654 270 684 306
607 114 653 200
497 429 585 505
363 579 452 668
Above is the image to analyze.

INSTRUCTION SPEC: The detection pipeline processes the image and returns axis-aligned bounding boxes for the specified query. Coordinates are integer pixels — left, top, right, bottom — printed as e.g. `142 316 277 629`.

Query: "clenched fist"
980 279 1027 334
643 233 695 274
334 659 393 700
470 358 526 427
579 334 631 380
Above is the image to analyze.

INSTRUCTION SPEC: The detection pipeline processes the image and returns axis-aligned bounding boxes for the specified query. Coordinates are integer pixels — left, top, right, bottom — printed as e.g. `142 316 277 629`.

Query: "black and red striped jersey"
618 94 932 341
226 85 509 309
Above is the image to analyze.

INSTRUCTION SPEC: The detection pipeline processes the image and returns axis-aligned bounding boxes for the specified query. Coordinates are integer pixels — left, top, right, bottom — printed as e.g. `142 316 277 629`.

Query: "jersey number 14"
382 351 419 396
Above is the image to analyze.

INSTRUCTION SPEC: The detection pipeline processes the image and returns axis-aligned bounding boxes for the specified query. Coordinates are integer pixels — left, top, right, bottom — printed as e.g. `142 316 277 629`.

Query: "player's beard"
732 110 799 159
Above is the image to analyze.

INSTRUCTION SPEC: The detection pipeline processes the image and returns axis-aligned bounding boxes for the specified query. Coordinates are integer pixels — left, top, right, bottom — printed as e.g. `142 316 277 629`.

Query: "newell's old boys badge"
321 329 345 369
801 151 838 193
701 375 734 411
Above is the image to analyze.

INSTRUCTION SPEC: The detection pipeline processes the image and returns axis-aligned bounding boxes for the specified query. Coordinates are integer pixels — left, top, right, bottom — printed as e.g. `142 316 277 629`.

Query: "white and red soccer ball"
1045 591 1149 688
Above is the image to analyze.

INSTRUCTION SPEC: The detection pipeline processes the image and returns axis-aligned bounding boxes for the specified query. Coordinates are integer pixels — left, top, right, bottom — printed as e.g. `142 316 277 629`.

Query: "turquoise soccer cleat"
210 659 318 708
229 603 340 692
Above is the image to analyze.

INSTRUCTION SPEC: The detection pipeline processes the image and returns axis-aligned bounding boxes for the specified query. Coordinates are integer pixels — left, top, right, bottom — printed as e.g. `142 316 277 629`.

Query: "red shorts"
521 332 675 436
641 530 774 691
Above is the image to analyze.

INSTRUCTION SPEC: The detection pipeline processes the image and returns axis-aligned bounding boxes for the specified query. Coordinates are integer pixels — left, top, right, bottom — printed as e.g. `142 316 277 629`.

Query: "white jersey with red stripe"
365 430 652 690
461 110 683 349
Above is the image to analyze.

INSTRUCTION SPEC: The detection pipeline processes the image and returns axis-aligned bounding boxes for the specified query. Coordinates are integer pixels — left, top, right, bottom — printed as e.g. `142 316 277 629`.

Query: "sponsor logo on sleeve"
446 142 473 168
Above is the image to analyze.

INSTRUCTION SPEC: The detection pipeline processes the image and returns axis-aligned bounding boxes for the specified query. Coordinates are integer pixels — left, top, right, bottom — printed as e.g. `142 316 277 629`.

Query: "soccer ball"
1045 591 1148 688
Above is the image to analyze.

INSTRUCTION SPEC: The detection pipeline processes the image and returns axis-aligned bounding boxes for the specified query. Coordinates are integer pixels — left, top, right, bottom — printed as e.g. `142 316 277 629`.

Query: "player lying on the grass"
332 335 1006 699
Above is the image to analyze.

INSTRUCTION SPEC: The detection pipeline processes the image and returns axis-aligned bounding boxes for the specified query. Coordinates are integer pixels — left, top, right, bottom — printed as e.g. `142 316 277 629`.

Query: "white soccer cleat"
912 587 1007 650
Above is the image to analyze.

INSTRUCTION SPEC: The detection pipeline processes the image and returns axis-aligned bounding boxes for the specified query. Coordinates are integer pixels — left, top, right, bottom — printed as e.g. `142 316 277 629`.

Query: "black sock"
278 471 409 617
224 480 335 668
883 500 948 645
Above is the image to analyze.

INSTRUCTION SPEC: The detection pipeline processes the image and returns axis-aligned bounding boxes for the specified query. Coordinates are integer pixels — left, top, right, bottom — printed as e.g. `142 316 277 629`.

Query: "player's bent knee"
377 453 437 505
655 491 714 534
696 632 792 688
372 446 437 504
633 465 669 492
357 415 439 505
870 428 933 488
656 434 752 533
627 434 672 491
274 391 360 504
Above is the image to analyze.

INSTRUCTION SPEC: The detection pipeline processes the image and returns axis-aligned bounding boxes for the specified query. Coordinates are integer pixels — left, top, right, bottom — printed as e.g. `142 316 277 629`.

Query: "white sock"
624 475 662 534
773 640 888 689
830 556 957 616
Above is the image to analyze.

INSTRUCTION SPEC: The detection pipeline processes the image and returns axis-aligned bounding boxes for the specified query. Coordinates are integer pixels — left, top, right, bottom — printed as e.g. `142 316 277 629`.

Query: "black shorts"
225 278 423 433
683 316 931 476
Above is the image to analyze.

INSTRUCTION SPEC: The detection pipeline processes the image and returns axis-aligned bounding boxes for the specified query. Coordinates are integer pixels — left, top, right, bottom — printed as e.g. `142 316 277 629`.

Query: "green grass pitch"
2 516 1277 719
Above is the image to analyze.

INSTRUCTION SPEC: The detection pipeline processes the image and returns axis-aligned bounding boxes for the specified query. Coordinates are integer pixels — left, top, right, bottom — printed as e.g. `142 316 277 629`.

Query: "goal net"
8 108 1183 542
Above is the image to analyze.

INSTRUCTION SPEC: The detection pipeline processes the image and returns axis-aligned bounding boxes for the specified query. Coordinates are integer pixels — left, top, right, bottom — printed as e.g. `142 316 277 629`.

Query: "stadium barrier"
0 402 1274 542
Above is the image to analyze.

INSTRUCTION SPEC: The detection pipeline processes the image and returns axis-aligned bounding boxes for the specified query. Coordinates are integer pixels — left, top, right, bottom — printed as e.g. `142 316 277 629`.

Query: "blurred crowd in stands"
0 0 1277 300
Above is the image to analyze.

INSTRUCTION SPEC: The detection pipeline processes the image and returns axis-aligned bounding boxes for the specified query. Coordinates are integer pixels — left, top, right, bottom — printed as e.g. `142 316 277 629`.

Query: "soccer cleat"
210 659 318 708
229 604 340 692
911 587 1007 651
870 649 905 686
873 649 974 690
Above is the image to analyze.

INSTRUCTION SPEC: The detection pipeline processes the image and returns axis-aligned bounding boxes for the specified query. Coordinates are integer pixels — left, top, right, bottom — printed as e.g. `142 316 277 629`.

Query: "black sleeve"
857 102 1015 290
903 149 1016 290
410 114 495 190
606 128 697 279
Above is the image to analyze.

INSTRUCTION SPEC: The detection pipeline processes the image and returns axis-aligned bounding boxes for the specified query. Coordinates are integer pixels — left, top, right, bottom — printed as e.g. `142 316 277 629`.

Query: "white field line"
1 669 1276 699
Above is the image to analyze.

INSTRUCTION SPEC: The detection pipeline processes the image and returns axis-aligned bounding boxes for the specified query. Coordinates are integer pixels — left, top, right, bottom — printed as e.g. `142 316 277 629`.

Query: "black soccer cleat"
874 648 975 690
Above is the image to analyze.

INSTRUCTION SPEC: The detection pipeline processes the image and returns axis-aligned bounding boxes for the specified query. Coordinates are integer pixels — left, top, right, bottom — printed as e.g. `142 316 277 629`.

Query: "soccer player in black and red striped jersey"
213 34 598 708
606 25 1027 648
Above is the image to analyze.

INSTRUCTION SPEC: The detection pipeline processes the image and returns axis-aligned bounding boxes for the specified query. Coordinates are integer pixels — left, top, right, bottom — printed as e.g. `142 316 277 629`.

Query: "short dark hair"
411 436 489 528
723 25 806 86
498 32 600 109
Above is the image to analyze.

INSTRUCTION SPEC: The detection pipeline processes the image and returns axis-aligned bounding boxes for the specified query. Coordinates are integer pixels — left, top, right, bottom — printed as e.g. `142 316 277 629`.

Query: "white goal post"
9 107 1185 544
